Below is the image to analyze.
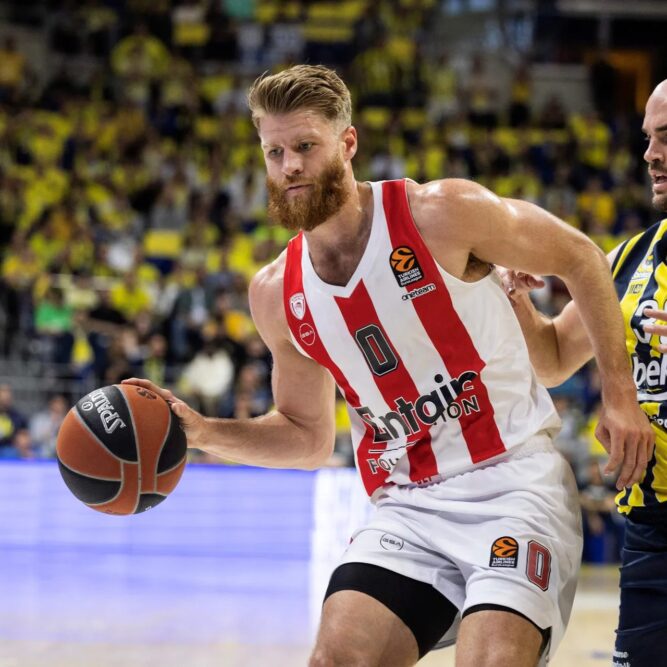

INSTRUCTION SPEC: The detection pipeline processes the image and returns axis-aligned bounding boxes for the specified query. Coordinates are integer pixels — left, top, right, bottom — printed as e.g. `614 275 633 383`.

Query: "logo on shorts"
390 246 424 287
489 536 519 568
380 534 404 551
289 292 306 320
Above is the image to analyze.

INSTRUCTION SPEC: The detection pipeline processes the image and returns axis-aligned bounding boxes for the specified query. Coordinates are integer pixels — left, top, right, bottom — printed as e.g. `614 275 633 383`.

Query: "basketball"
56 384 187 515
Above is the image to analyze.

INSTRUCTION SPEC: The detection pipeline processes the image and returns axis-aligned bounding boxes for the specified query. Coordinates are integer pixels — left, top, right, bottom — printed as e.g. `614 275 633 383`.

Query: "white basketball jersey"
283 179 559 498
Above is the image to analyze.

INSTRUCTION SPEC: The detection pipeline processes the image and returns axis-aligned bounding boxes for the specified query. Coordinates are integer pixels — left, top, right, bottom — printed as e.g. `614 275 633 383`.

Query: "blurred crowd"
0 0 653 558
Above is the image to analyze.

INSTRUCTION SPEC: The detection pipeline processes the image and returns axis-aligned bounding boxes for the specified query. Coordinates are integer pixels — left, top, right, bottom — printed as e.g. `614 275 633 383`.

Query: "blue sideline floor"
0 461 315 664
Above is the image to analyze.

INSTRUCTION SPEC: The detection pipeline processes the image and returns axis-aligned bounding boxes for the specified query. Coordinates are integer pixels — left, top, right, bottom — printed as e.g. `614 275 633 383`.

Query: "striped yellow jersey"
612 219 667 519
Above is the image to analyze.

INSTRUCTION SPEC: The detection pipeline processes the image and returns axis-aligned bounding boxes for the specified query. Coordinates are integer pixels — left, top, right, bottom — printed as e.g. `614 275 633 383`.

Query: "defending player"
501 79 667 667
124 66 653 667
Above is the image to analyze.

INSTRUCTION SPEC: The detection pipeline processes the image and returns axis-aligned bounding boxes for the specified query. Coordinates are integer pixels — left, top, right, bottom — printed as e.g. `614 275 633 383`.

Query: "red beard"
266 155 350 232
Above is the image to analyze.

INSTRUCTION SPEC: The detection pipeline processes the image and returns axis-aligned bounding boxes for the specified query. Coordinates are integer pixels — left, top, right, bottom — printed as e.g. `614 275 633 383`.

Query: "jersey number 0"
355 325 398 376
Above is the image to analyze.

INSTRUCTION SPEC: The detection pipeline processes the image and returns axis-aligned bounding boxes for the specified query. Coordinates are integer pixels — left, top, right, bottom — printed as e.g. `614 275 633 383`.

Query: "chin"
653 194 667 212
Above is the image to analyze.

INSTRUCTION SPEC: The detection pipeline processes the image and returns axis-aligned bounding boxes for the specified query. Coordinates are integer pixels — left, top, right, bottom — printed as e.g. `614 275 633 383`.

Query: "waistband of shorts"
398 433 556 491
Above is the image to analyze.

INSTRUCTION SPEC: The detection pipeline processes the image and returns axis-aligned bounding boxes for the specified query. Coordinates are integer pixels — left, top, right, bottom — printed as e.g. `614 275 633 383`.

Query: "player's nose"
644 137 665 164
281 148 304 177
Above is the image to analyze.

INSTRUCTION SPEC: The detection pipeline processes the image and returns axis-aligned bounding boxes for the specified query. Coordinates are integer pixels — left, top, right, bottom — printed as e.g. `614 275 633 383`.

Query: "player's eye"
299 142 313 151
268 148 282 158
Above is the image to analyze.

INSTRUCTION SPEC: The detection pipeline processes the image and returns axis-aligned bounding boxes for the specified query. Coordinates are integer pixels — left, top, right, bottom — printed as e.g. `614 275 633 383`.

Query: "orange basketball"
390 246 416 272
56 384 187 515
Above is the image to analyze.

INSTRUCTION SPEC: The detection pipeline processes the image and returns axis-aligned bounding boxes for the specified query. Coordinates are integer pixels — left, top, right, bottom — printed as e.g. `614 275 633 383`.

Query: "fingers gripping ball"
56 384 187 515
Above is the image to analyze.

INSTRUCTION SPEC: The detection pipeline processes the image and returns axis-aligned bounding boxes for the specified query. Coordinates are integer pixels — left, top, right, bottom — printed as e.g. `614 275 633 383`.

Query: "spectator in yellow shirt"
111 23 170 81
110 270 153 320
570 111 611 172
577 176 617 230
0 37 26 102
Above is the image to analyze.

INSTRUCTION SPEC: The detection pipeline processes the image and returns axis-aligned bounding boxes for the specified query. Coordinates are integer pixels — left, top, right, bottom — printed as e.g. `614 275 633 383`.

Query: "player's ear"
341 125 357 160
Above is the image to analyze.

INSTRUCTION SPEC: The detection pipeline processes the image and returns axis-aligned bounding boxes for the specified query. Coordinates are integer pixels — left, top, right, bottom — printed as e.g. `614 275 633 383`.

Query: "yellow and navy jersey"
612 219 667 519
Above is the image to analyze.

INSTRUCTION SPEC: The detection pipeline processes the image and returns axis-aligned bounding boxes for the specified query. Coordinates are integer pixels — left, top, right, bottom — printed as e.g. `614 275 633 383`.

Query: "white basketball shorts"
338 443 583 660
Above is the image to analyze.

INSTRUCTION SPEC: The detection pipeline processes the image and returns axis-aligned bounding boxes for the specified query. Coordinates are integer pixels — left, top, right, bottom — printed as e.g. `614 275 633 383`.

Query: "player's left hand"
595 400 655 490
641 308 667 352
496 268 545 304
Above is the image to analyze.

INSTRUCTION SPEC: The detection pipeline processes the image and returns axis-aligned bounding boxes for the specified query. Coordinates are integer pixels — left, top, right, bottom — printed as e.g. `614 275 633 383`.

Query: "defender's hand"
595 401 655 490
497 268 545 303
122 378 206 449
641 308 667 352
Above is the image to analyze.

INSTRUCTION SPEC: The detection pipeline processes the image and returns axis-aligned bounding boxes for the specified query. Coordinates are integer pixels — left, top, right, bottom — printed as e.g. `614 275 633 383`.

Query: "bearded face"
266 153 350 232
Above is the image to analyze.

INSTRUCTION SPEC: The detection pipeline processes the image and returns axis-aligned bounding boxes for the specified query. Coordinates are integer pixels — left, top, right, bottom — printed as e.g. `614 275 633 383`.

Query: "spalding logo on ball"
56 384 187 515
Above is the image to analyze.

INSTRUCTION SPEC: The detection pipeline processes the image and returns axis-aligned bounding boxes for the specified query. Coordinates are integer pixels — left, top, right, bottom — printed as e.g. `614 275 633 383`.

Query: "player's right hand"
121 378 206 449
595 398 655 490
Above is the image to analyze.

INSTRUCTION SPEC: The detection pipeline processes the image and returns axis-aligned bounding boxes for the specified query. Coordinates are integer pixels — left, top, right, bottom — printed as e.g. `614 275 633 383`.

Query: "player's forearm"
190 410 335 470
510 294 564 386
560 247 635 399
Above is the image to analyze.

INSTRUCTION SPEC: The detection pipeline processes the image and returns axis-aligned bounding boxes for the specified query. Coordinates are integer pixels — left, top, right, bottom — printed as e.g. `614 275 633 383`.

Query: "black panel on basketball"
157 412 187 473
75 385 137 462
135 493 168 514
57 460 122 504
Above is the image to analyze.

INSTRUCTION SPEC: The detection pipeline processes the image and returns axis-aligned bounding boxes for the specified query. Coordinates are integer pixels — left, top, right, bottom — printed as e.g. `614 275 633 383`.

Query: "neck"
303 179 374 286
304 178 371 250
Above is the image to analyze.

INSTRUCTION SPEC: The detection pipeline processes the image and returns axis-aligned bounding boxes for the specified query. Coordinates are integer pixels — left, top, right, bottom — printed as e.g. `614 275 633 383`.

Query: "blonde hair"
247 64 352 131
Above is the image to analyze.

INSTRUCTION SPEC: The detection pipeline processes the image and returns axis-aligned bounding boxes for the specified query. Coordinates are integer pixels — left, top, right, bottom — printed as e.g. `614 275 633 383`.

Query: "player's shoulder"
249 250 287 311
408 178 499 213
611 219 667 273
407 178 502 238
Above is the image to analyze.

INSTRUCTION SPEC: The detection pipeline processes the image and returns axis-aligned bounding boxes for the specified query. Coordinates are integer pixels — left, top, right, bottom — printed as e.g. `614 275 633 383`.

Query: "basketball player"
124 65 653 667
501 79 667 667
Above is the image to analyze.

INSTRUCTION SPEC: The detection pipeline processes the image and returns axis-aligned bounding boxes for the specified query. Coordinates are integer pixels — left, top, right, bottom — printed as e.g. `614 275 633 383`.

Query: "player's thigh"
456 607 544 667
311 590 418 667
310 562 459 667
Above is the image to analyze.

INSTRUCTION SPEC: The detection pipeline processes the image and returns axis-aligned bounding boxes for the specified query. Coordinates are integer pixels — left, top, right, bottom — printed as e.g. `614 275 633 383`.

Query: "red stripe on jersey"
283 234 387 495
381 180 506 463
335 281 440 484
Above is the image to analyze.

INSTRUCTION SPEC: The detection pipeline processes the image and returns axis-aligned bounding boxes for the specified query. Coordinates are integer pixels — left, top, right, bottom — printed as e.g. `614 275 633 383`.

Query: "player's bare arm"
124 254 336 469
499 246 622 386
407 178 653 489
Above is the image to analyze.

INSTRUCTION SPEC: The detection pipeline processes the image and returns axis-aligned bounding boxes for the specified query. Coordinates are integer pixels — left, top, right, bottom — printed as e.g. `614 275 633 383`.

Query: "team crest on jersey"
390 246 424 287
289 292 306 320
632 254 654 281
489 536 519 568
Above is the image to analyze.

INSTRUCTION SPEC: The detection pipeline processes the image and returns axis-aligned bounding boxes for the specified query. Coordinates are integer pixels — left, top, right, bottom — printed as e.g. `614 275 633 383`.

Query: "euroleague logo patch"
489 536 519 568
390 246 424 287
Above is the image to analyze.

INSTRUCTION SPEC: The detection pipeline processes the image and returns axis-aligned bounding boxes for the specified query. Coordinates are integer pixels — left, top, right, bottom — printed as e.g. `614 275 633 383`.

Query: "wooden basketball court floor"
0 546 620 667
